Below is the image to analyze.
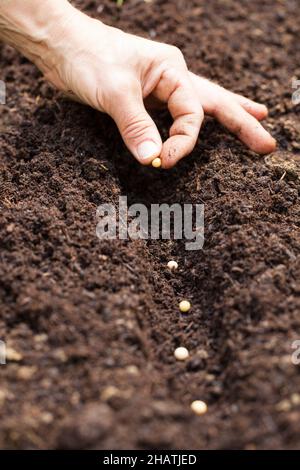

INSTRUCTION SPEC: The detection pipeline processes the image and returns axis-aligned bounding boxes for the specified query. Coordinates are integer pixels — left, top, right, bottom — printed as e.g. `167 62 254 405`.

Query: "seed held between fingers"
174 347 189 361
179 300 191 313
152 157 162 168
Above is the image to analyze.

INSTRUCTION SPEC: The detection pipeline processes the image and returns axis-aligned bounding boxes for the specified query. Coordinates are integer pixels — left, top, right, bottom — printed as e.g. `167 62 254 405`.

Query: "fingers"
228 92 268 121
211 97 276 154
107 80 162 165
189 73 268 120
189 73 276 154
105 68 274 168
153 68 204 169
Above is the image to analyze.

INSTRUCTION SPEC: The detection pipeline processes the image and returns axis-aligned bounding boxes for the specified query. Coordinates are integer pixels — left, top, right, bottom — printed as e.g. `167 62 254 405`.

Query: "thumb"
108 84 162 165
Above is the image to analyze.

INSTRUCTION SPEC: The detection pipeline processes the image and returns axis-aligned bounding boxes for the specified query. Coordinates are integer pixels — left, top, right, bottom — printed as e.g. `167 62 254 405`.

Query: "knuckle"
199 106 205 121
231 122 243 137
108 79 131 99
207 91 228 116
187 113 201 128
208 97 220 115
102 87 124 113
121 113 153 141
168 45 185 62
172 118 199 139
106 70 138 98
161 66 182 88
186 101 204 122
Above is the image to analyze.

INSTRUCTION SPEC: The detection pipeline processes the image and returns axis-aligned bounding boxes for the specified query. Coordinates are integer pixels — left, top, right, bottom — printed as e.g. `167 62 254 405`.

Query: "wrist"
0 0 77 72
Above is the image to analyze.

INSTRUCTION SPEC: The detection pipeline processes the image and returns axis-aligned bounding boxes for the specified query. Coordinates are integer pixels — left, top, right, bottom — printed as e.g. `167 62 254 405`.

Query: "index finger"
153 68 204 169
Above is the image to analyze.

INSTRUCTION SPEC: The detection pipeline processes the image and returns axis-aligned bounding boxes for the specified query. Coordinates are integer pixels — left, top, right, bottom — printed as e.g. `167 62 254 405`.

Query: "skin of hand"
0 0 276 169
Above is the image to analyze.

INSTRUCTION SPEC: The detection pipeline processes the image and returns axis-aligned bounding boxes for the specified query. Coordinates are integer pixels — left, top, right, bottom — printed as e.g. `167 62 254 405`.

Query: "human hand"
0 0 276 168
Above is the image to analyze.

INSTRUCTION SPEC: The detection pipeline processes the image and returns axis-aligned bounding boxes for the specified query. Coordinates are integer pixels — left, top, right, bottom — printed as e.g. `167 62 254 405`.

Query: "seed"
167 260 178 271
179 300 191 313
191 400 208 416
174 347 189 361
152 157 162 168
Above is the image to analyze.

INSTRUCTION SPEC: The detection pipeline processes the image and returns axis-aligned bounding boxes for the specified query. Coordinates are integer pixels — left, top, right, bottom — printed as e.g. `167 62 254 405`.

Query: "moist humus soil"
0 0 300 449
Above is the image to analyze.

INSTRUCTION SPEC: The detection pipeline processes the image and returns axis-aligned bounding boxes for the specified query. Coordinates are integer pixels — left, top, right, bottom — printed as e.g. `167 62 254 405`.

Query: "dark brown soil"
1 0 300 450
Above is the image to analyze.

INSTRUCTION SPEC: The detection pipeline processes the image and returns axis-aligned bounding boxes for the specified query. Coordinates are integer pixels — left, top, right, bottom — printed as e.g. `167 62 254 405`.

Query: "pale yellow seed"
191 400 208 416
179 300 191 313
167 260 178 271
174 347 189 361
152 157 162 168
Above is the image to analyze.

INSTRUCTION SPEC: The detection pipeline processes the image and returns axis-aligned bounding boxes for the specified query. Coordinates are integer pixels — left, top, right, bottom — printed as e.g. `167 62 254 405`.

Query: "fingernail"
137 141 160 161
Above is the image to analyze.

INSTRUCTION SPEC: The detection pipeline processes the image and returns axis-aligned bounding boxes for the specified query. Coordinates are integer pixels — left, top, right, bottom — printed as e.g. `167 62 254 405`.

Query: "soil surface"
1 0 300 450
